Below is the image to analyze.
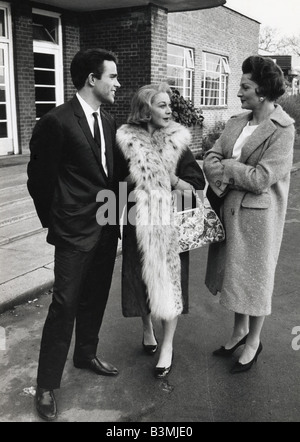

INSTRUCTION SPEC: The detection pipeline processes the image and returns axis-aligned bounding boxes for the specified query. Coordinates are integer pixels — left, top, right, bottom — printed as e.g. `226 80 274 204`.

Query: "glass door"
0 42 13 155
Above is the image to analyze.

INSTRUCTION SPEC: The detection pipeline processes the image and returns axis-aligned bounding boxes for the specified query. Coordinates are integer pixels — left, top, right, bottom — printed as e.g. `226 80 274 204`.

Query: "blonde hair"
127 82 172 125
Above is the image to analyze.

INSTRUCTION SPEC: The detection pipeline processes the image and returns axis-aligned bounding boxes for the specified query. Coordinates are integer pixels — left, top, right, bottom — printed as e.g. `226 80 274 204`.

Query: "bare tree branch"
281 35 300 57
259 26 300 55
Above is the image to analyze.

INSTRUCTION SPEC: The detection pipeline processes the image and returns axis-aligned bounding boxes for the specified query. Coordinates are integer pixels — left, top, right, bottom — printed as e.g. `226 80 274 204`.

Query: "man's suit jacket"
27 96 127 252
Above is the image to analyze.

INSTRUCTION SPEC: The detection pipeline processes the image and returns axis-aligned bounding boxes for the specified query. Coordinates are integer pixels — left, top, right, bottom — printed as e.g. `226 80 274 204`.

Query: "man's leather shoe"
74 357 119 376
35 387 57 421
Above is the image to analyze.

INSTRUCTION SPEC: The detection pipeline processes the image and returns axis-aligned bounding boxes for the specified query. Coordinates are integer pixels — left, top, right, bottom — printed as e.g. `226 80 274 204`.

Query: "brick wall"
168 6 260 141
80 6 154 125
62 12 80 101
79 5 169 126
150 6 168 83
11 0 36 154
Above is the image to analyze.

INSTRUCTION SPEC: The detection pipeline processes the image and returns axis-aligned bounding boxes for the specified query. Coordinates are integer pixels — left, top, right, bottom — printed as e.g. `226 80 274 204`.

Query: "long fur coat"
116 121 192 320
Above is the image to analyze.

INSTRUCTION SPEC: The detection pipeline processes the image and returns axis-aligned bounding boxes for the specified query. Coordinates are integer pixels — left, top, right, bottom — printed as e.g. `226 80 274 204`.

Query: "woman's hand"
169 172 194 193
170 172 179 188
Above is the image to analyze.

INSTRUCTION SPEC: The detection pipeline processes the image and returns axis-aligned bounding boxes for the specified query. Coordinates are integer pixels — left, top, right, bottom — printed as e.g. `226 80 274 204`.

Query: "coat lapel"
239 119 276 163
225 117 248 158
72 96 108 180
225 111 278 163
240 105 294 164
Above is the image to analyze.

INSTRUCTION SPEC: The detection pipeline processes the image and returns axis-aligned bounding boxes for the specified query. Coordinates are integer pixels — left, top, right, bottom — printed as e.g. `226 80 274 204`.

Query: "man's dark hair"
242 56 286 101
70 48 118 90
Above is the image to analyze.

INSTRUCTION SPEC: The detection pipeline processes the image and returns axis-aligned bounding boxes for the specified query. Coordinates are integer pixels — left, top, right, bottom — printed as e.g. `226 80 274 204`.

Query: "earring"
260 97 264 102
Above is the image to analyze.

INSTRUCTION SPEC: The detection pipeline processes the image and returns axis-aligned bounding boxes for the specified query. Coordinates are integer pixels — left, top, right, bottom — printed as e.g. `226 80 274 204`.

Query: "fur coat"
116 121 192 320
203 105 295 316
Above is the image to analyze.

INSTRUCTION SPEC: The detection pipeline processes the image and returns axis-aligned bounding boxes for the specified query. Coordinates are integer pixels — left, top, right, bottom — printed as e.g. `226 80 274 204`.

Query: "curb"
0 266 54 315
0 246 123 316
0 153 30 168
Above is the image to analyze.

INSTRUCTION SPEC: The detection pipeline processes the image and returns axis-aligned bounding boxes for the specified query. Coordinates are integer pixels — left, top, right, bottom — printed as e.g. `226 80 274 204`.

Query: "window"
0 2 18 155
33 9 63 120
0 8 6 37
0 47 8 138
167 44 194 100
33 13 59 43
201 53 230 106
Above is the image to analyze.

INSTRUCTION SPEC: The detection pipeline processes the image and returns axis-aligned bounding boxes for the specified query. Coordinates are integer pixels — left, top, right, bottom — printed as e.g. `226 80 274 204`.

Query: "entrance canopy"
33 0 226 12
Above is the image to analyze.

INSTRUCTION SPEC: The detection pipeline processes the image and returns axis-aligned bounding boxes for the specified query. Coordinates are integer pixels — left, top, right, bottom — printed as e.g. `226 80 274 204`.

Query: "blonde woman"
117 83 205 378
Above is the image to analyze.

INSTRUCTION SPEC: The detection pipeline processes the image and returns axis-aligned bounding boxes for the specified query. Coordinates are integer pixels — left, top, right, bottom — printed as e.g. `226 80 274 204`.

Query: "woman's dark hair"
242 56 286 101
70 48 118 90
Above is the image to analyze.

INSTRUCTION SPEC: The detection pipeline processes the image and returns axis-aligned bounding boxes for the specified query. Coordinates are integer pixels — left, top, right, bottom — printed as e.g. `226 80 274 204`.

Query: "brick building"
0 0 259 157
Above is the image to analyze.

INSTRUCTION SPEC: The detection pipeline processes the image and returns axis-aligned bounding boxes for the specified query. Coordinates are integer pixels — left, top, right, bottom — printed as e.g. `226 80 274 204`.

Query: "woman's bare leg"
156 317 178 368
142 313 157 346
238 315 265 364
225 313 249 349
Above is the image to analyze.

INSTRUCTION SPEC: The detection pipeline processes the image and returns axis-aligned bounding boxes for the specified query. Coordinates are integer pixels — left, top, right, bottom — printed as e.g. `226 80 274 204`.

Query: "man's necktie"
92 112 102 163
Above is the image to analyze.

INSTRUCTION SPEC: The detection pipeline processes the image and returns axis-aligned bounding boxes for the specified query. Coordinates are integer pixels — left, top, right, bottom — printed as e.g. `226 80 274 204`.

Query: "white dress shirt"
232 122 258 161
76 92 108 175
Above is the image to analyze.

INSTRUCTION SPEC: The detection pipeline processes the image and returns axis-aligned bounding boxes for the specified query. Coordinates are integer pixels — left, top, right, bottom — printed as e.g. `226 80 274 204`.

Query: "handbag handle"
175 186 204 214
189 186 203 209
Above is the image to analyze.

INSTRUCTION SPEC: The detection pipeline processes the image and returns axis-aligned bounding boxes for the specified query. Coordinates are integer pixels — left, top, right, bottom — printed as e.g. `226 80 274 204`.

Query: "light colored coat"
203 105 295 316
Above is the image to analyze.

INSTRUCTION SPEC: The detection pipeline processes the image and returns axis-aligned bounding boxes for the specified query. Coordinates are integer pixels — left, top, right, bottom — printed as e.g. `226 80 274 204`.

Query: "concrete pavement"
0 153 300 422
0 155 54 314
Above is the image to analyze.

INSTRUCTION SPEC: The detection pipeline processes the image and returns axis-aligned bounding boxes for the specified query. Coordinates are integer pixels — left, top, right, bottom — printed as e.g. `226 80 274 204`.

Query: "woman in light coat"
203 56 295 374
117 83 205 378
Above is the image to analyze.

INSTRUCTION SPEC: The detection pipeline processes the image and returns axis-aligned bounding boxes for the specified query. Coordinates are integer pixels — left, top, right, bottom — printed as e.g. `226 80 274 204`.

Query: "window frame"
167 43 195 101
201 52 230 107
33 8 64 120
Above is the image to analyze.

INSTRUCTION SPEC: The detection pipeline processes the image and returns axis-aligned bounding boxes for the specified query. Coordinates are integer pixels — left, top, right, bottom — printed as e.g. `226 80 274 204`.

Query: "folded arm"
220 126 294 194
204 124 295 196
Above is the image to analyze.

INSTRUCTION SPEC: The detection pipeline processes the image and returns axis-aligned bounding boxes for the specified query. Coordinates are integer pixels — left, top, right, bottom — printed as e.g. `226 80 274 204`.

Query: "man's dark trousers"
37 225 118 390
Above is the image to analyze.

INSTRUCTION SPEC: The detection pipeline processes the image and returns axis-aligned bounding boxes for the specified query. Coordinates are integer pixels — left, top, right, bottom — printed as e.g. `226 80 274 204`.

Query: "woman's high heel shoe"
213 334 248 357
142 331 158 355
154 352 174 379
230 342 263 374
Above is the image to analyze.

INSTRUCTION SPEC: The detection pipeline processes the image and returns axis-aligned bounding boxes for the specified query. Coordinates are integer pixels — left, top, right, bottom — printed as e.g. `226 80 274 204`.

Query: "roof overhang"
32 0 226 13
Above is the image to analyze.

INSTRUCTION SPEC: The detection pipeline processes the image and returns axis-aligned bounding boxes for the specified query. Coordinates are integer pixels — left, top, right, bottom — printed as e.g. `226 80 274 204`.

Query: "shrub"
171 89 204 128
278 94 300 136
201 121 226 157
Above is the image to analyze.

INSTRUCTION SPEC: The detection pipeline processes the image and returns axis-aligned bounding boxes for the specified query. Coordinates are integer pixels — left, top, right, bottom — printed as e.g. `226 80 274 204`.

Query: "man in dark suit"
27 49 126 421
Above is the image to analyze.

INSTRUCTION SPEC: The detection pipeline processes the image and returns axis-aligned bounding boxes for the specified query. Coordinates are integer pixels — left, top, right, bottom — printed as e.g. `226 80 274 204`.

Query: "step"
0 153 30 168
0 216 44 245
0 230 54 285
0 184 30 207
0 197 36 225
0 170 28 191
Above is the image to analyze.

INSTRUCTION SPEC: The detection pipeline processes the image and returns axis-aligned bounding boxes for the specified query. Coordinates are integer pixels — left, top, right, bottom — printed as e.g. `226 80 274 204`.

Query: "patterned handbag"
175 190 225 253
